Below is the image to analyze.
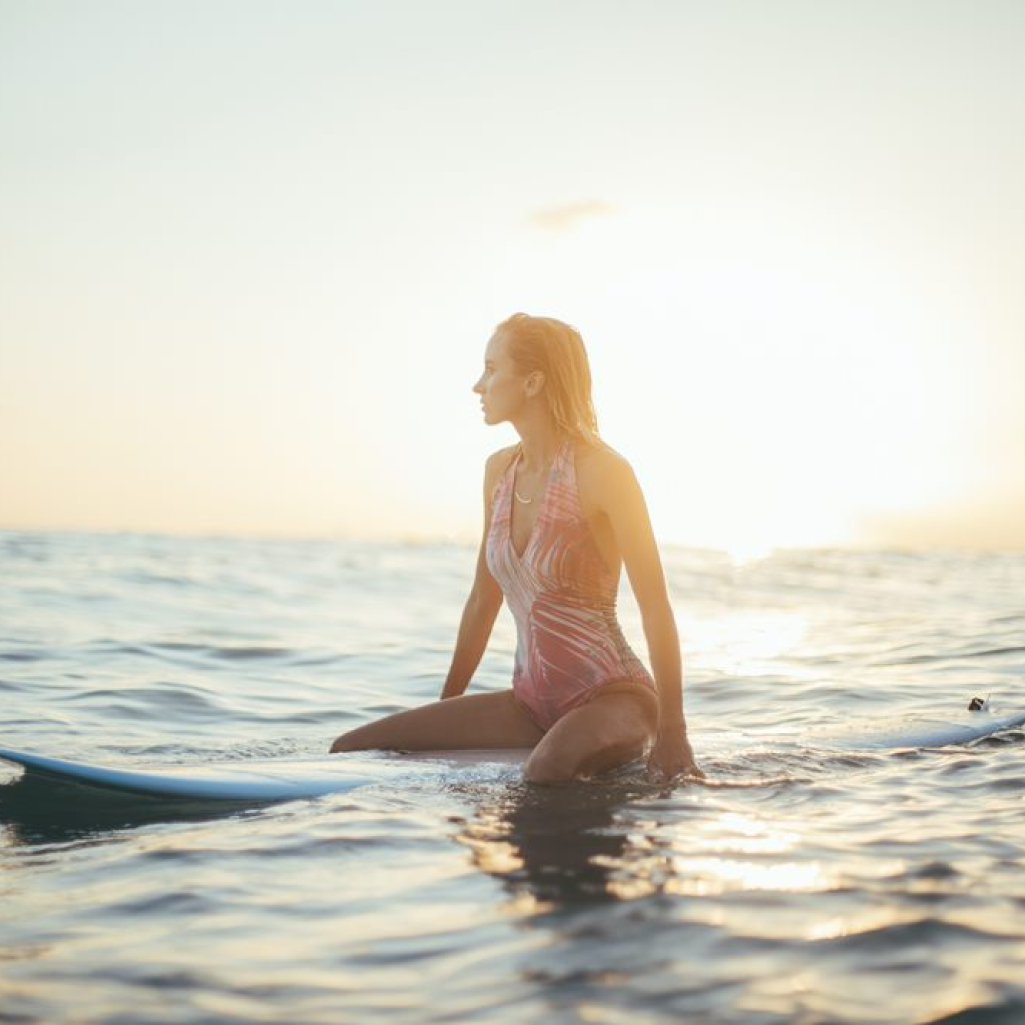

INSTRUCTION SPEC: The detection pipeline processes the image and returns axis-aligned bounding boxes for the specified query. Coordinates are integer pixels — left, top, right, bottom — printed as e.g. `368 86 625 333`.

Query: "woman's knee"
523 746 575 785
329 715 406 753
330 727 373 753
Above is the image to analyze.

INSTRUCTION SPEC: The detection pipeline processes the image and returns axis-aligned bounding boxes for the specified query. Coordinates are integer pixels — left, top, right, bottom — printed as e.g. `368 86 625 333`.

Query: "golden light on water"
804 908 914 943
665 858 833 897
695 813 802 856
682 612 811 677
465 839 524 877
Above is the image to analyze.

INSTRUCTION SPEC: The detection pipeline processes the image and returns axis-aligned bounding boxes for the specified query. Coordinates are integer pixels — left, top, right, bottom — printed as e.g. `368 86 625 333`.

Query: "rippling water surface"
2 531 1025 1023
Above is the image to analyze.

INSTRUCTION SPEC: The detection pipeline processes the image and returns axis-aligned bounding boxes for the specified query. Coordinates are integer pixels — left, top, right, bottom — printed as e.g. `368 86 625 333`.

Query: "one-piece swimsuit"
485 441 656 731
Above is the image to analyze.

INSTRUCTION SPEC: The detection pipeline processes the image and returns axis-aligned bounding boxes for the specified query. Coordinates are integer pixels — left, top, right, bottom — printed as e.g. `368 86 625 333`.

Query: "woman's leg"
330 689 544 753
523 687 657 784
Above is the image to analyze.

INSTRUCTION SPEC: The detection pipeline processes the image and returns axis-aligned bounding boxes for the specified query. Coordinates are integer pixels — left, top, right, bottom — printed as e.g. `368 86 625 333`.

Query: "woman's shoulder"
572 440 639 513
483 445 519 489
485 444 519 471
573 439 634 482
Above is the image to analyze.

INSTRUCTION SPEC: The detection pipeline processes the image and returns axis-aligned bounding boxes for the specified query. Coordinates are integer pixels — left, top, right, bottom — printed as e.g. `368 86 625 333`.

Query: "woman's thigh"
330 689 544 753
524 687 657 783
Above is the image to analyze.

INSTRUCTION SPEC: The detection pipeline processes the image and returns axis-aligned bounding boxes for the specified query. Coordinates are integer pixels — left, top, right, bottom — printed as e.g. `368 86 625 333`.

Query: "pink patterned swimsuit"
486 442 656 731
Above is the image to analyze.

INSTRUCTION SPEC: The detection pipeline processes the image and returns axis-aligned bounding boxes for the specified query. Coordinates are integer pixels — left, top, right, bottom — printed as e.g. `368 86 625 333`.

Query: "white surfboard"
0 747 529 803
811 706 1025 752
2 704 1023 804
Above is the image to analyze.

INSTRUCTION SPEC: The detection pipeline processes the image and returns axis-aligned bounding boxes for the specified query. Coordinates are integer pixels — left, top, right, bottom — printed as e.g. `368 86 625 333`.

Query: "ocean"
2 530 1024 1024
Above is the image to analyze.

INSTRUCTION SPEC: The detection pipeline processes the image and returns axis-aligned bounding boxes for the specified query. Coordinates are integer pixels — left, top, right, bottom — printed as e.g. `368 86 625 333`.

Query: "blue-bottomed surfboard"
0 747 527 803
2 704 1023 804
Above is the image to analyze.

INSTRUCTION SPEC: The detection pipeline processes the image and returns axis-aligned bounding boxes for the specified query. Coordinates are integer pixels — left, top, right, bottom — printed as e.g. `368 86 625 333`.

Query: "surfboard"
2 703 1023 804
0 747 529 803
810 706 1025 752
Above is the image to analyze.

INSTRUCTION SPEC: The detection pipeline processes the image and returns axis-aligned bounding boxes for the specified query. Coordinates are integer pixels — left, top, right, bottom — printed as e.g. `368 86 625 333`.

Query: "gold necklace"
513 448 556 505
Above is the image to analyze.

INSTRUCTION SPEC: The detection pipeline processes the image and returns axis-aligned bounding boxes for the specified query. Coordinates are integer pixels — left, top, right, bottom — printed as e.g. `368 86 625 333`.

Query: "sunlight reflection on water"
2 534 1025 1023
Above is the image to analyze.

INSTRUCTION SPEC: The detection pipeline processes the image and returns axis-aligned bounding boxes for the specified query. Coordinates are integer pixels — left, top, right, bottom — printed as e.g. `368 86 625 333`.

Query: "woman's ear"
525 370 546 398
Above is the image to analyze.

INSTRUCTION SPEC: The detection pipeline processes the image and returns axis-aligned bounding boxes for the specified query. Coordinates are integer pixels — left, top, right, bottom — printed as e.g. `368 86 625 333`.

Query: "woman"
331 313 700 783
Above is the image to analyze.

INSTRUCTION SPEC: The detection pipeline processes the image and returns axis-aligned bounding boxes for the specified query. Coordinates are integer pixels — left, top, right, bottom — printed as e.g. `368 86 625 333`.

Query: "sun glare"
682 611 811 678
512 202 977 551
666 857 833 897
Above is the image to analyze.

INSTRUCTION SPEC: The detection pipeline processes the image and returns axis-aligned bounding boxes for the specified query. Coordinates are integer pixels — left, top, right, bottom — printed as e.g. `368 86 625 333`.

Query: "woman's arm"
439 451 508 699
591 450 701 779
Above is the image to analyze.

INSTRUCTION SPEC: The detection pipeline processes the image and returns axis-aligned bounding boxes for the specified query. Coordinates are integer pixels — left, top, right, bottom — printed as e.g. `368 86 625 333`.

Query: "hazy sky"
3 1 1024 553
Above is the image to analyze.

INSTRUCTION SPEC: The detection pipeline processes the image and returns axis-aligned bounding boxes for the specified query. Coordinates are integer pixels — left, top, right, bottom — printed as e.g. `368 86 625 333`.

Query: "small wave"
909 860 960 881
681 773 801 791
120 571 194 588
812 916 1019 951
927 999 1025 1025
209 645 297 661
64 684 226 722
0 650 43 663
877 644 1025 667
78 639 301 665
106 891 212 916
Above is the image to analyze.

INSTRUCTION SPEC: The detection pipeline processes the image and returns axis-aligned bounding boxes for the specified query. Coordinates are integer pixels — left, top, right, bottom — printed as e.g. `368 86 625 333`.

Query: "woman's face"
473 332 530 426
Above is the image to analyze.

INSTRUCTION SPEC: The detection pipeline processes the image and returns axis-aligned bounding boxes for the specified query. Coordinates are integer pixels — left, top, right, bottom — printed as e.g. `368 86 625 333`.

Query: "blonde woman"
331 314 700 783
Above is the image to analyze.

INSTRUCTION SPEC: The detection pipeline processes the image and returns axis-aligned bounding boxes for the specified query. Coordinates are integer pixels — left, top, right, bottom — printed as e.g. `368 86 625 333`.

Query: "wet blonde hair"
495 313 600 442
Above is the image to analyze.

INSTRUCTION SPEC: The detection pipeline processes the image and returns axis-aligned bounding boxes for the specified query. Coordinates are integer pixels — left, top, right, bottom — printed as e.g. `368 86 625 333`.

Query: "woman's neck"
515 419 563 475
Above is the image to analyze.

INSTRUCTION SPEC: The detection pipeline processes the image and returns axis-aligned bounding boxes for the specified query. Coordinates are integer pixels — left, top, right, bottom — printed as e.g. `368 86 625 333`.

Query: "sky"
2 0 1024 554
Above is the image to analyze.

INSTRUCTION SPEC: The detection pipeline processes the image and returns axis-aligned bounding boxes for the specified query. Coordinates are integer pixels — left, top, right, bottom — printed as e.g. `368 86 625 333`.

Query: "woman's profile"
331 313 700 783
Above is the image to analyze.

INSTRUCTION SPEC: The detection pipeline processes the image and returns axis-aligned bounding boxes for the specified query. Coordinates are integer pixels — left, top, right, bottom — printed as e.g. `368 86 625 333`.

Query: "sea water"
1 530 1024 1024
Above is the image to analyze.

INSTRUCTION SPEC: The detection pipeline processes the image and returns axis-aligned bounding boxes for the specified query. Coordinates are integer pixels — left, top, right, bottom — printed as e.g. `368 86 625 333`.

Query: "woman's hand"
646 721 704 783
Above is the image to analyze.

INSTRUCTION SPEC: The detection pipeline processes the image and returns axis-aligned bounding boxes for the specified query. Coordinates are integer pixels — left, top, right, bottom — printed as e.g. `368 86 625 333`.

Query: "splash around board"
1 700 1023 805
